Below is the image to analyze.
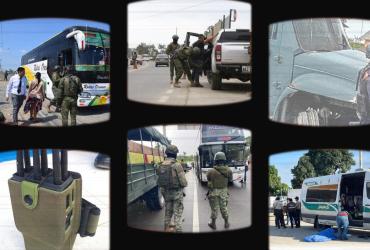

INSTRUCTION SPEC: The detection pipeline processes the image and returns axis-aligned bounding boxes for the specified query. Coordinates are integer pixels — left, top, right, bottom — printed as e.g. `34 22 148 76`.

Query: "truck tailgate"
220 42 250 64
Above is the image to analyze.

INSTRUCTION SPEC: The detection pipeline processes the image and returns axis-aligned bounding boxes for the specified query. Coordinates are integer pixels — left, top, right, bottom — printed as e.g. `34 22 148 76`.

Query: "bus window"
367 183 370 199
306 185 338 202
60 49 73 66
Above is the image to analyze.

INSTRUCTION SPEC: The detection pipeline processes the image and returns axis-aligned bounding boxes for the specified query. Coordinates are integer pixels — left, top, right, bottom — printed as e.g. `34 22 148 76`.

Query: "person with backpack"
23 72 45 122
58 65 83 126
157 145 188 232
206 152 233 230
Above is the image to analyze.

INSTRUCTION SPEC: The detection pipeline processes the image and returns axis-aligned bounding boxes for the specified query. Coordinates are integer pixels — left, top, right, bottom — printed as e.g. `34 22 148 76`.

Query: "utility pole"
359 150 363 170
163 125 167 137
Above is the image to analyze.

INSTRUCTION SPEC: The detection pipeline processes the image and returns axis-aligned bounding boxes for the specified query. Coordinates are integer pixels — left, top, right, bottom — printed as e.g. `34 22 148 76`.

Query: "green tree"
291 149 355 188
280 183 289 196
291 155 316 188
269 165 282 196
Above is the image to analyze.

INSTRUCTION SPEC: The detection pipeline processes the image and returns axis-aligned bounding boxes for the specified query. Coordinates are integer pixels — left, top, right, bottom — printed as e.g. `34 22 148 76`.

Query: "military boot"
208 219 217 230
173 81 181 88
190 81 197 87
195 82 204 87
224 218 230 229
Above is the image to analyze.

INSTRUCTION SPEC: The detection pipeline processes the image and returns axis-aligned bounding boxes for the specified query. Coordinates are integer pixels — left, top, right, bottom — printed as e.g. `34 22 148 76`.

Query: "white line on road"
158 96 169 103
192 170 200 232
165 89 173 94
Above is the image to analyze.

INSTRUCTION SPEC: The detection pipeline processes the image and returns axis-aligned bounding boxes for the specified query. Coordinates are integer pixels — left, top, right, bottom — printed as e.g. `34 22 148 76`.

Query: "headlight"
80 92 91 98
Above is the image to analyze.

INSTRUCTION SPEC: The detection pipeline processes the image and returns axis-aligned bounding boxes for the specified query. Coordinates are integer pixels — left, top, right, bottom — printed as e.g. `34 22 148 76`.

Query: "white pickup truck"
207 29 251 90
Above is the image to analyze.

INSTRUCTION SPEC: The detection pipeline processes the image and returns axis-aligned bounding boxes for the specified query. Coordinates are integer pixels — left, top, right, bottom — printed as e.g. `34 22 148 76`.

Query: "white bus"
301 169 370 229
194 125 248 184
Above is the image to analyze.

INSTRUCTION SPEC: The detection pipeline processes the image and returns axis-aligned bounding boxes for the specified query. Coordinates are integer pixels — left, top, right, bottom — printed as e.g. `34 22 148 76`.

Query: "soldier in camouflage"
206 152 233 230
157 145 188 232
172 46 195 88
58 65 83 126
166 35 180 84
47 65 64 113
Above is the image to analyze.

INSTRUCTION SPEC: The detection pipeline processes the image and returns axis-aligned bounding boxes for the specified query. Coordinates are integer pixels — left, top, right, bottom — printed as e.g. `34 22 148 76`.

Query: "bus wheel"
144 186 164 211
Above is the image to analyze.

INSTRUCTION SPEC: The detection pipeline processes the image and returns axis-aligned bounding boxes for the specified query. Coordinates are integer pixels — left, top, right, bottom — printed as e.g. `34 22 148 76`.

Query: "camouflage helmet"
183 47 193 56
192 47 201 55
214 152 226 161
172 34 179 40
165 145 179 155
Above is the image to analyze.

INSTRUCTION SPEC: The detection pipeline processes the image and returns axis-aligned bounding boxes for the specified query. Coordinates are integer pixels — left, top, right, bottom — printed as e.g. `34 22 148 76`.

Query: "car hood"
294 49 368 83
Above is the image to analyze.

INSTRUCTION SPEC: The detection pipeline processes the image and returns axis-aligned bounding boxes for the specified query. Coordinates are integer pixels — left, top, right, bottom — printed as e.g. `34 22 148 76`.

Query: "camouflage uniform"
58 69 83 126
157 145 188 232
51 71 63 108
166 42 180 82
206 152 233 229
173 46 193 86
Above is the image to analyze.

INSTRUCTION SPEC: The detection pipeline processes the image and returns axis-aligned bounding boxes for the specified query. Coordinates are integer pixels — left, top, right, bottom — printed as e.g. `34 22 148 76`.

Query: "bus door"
363 173 370 229
340 172 365 227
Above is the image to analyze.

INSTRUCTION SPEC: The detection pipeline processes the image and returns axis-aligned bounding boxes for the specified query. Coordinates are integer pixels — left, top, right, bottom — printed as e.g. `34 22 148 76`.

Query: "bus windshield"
200 144 245 168
293 18 350 52
78 46 108 65
75 31 110 68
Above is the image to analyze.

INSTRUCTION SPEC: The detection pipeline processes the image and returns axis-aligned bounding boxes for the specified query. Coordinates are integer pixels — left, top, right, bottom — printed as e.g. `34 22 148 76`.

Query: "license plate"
242 65 251 72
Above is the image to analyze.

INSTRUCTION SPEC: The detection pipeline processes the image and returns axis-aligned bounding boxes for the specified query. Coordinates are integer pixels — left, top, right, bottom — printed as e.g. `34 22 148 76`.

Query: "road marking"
165 89 173 94
158 96 169 103
192 171 200 232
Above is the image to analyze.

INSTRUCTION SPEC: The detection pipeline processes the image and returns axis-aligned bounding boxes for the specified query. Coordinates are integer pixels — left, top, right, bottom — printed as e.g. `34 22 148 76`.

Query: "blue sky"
128 0 251 48
270 150 370 187
0 18 109 70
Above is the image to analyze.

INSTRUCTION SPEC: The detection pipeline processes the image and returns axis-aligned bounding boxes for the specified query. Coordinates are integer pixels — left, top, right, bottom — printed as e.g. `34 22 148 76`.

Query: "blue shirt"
6 74 28 97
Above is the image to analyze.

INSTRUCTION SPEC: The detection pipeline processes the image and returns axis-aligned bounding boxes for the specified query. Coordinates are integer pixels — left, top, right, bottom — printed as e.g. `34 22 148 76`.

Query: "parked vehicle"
94 153 110 169
207 29 251 90
130 57 143 65
301 169 370 229
155 54 169 67
269 18 370 126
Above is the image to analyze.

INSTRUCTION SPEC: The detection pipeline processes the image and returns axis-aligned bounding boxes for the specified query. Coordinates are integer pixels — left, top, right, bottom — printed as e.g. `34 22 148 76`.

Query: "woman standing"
24 72 45 121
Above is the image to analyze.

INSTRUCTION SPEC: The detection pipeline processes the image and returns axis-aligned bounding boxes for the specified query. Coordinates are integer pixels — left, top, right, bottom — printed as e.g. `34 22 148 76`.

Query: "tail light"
215 44 222 62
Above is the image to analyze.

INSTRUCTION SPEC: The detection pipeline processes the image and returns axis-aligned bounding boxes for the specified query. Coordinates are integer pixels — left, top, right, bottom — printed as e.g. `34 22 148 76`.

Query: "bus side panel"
301 182 339 226
363 173 370 229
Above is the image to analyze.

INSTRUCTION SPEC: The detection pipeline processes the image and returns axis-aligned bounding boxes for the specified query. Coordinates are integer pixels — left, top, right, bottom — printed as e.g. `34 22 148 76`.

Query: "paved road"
127 168 251 233
0 80 110 126
269 213 370 250
128 61 251 106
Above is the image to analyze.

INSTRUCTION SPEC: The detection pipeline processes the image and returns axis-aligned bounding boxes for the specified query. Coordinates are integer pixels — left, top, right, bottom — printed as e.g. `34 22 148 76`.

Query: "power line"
138 0 215 21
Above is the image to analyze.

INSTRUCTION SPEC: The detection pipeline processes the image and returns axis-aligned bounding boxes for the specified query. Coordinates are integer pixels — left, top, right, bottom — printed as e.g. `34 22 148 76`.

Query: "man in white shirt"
6 67 28 125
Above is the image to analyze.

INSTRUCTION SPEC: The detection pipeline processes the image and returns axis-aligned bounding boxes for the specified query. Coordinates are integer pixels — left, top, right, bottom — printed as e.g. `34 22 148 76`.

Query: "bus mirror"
66 30 86 51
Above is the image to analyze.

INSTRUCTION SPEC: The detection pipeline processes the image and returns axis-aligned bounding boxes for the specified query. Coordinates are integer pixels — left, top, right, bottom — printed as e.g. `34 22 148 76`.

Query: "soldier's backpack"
157 159 181 189
63 75 81 97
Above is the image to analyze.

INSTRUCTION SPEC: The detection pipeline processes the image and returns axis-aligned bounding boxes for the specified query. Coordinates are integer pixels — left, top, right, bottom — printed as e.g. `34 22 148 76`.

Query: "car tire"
295 107 320 126
143 186 164 211
211 73 222 90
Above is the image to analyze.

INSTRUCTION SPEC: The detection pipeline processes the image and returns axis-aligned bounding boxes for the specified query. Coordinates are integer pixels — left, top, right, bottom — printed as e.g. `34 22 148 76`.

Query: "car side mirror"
366 45 370 59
